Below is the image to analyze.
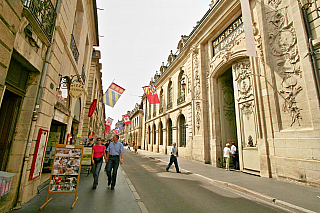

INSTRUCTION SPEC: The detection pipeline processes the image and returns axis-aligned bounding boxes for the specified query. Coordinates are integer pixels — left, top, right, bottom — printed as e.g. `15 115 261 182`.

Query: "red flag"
88 99 97 117
105 124 111 135
122 114 131 125
142 85 160 104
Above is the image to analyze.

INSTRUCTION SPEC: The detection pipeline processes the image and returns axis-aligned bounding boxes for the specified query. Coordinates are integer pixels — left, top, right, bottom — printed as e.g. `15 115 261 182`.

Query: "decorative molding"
233 61 254 103
268 0 282 9
267 7 303 126
195 102 201 132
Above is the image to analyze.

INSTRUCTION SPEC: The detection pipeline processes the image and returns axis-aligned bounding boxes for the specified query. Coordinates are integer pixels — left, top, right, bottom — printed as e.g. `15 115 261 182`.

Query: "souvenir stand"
0 171 15 213
40 144 83 209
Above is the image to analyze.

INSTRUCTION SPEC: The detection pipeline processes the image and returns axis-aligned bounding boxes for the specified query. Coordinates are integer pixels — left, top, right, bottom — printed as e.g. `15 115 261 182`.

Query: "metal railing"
71 34 79 63
24 0 56 40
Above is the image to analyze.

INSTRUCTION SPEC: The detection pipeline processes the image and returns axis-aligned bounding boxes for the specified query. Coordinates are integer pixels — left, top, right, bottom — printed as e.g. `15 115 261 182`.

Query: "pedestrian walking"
223 143 234 171
106 135 125 190
91 137 107 189
166 142 180 173
133 141 138 153
231 141 239 170
104 140 110 171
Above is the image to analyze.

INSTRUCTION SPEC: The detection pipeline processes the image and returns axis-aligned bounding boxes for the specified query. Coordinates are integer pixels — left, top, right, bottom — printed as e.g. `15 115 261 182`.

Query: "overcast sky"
96 0 211 128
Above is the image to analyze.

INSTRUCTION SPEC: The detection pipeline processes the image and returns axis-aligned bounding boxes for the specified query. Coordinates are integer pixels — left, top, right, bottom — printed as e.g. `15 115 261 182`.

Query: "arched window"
167 81 173 109
178 71 185 99
180 115 186 147
168 119 173 146
160 122 163 145
160 89 164 113
153 124 156 145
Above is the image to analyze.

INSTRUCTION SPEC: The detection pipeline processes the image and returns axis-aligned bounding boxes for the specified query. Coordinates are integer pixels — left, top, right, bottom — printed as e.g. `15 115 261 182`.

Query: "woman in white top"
223 143 234 171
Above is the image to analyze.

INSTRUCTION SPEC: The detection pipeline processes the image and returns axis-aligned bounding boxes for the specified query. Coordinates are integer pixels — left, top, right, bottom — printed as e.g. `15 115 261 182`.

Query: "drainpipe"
302 9 320 107
15 0 62 208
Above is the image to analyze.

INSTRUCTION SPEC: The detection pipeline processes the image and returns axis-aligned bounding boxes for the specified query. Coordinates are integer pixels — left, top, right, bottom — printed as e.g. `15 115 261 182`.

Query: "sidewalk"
137 149 320 213
10 164 141 213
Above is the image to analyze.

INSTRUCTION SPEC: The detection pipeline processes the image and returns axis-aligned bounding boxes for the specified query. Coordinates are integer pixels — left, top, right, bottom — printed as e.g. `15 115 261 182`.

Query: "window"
148 126 151 144
179 72 185 98
167 81 173 109
153 104 156 117
180 115 186 147
168 119 173 146
153 124 156 145
160 122 163 145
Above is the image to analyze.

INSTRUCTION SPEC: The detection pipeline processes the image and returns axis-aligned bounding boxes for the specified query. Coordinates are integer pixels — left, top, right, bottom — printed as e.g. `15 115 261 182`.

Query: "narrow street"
121 150 288 213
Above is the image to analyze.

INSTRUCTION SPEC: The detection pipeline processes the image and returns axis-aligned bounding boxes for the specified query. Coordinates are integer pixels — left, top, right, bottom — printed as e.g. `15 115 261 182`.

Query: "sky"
96 0 211 128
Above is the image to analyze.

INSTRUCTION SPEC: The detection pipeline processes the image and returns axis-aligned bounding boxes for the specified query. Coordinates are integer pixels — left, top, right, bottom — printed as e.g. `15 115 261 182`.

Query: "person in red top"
91 137 107 189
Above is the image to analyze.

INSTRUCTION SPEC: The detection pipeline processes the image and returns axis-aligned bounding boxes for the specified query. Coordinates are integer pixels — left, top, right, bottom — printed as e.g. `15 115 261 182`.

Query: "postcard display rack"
0 172 15 213
40 144 84 210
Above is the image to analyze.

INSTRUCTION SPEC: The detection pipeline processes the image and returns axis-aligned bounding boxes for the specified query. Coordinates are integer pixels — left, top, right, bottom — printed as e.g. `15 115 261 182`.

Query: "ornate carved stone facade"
138 0 320 187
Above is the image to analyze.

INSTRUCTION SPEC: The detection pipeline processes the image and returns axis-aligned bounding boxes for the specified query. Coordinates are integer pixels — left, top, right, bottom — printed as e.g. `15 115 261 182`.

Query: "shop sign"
213 16 244 56
69 82 84 99
54 109 68 124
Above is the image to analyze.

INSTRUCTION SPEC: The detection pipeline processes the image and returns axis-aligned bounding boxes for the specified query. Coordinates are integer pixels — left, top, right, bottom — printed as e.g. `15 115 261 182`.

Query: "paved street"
121 150 288 213
9 148 320 213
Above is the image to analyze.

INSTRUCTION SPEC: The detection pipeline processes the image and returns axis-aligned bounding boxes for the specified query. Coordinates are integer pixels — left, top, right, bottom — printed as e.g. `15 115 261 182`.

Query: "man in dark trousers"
104 140 110 171
106 135 124 190
166 142 180 173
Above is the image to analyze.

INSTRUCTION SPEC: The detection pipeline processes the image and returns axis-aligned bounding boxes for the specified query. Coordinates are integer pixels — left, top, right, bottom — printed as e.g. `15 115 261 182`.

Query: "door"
232 60 260 173
0 90 22 170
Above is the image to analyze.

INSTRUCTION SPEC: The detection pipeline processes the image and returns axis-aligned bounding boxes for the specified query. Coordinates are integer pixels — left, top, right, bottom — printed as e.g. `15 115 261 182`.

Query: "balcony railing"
24 0 56 41
177 95 185 105
167 102 173 110
159 107 163 114
71 34 79 63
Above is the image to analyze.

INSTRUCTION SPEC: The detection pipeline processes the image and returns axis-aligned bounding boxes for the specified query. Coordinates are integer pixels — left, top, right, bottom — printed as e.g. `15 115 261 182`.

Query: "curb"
121 167 149 213
138 151 316 213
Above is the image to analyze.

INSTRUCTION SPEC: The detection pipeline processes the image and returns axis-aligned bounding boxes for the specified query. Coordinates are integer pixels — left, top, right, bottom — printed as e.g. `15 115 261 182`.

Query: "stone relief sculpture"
267 6 303 126
268 0 282 9
233 61 255 120
191 45 202 132
221 76 236 125
195 102 201 131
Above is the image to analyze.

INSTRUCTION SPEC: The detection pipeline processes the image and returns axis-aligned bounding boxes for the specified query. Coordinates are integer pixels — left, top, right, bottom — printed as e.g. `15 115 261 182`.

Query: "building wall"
0 0 101 210
141 0 320 187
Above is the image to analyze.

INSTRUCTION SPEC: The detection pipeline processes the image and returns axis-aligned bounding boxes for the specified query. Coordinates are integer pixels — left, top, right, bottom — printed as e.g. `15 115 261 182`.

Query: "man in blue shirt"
166 142 181 173
106 135 125 190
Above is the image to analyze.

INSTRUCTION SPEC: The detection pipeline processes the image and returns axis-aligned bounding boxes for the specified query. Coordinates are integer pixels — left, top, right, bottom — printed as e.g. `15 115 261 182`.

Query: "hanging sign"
69 83 84 99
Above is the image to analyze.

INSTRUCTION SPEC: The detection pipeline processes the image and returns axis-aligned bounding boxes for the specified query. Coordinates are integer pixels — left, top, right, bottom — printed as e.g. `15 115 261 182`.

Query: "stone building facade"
125 103 144 148
82 49 106 140
0 0 103 210
142 0 320 187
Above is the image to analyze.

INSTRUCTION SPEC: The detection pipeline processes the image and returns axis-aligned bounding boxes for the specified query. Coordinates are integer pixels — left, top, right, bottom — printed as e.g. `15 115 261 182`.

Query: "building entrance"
218 61 260 174
0 90 22 170
218 69 238 167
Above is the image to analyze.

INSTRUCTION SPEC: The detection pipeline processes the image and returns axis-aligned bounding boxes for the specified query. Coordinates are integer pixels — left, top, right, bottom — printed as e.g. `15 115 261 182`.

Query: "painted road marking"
141 165 158 172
